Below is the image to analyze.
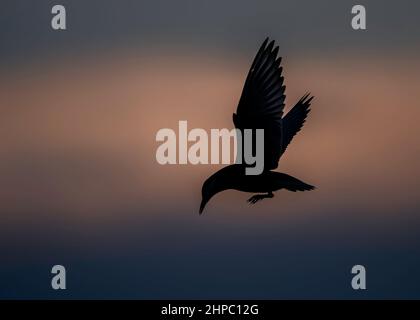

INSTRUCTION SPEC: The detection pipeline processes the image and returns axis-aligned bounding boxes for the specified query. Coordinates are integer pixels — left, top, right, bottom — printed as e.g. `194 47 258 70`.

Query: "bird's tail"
279 173 315 192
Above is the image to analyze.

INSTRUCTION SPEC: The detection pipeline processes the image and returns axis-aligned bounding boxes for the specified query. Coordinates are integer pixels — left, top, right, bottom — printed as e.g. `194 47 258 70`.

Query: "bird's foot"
247 192 274 204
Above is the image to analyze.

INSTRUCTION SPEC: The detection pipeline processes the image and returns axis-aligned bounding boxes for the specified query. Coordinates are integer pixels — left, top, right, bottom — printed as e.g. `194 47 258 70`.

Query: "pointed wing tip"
261 37 270 48
300 93 314 105
268 39 275 49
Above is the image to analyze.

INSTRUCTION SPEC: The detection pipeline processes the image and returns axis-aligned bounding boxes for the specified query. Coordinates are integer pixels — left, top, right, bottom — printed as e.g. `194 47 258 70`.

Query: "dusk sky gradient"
1 0 420 298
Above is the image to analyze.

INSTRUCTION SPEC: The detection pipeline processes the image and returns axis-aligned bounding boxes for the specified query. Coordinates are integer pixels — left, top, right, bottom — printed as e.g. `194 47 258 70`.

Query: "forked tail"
279 172 315 192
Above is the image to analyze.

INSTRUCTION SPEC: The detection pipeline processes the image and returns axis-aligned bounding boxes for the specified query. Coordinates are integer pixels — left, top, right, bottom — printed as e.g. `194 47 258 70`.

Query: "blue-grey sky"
1 0 420 65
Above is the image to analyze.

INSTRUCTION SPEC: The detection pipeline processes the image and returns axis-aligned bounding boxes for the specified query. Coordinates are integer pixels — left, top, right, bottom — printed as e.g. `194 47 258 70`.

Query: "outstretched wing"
233 38 286 170
280 93 313 157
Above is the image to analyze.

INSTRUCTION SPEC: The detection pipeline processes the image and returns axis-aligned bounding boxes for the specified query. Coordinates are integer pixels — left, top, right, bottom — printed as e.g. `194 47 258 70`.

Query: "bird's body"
204 164 314 194
199 38 315 214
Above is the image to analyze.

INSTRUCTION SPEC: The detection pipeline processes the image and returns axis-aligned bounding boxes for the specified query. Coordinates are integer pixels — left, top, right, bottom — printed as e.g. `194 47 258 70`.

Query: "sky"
1 0 420 299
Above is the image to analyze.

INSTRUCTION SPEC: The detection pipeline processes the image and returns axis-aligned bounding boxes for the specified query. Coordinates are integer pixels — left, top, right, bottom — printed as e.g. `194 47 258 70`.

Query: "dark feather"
233 38 286 170
280 93 313 157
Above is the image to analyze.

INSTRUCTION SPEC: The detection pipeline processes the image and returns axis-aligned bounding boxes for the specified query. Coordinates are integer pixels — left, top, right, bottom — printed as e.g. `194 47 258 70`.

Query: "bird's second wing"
233 38 286 170
280 93 313 157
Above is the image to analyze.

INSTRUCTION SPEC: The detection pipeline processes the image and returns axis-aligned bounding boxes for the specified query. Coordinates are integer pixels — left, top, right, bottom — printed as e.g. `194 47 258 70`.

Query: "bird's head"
199 173 226 214
199 165 239 214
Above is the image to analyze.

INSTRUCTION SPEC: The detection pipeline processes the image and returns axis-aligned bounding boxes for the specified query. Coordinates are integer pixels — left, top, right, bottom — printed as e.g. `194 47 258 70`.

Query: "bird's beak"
199 198 207 215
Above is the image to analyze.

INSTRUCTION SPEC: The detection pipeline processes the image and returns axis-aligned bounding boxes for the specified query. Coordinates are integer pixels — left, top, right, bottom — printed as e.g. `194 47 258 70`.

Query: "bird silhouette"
199 38 315 214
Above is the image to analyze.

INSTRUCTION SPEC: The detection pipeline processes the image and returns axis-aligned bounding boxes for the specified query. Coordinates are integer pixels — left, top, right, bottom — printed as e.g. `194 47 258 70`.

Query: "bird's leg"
247 192 274 204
